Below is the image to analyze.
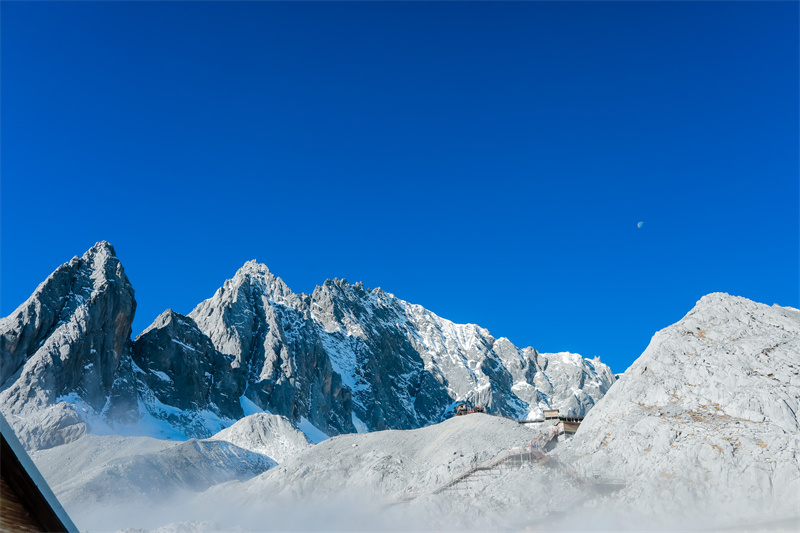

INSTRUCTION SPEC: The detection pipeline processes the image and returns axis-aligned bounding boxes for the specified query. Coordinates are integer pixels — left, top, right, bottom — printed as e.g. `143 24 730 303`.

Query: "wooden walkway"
392 429 626 505
429 430 557 495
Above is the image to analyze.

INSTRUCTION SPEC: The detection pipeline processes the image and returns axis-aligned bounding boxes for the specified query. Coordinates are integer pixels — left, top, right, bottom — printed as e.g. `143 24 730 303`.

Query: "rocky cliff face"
564 293 800 520
132 310 248 434
185 261 616 436
0 242 139 449
1 243 616 446
188 262 355 436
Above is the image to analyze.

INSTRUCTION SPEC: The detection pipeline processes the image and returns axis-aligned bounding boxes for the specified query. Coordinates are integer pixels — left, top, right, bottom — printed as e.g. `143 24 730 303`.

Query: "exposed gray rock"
1 243 615 447
188 262 616 436
132 310 247 428
189 262 354 436
0 241 139 449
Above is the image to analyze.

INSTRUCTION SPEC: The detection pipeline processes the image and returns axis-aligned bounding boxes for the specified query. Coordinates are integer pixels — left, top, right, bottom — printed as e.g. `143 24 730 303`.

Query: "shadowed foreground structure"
0 413 77 533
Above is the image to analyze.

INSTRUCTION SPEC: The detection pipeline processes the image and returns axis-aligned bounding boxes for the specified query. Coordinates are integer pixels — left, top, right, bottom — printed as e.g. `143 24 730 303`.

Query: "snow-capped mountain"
0 242 139 450
6 244 796 531
182 258 615 436
0 242 615 449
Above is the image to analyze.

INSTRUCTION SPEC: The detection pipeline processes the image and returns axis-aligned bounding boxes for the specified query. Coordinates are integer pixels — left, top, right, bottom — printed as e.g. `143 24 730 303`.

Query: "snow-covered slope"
190 414 567 532
175 293 798 532
210 413 312 463
237 413 546 501
562 293 800 522
30 433 275 508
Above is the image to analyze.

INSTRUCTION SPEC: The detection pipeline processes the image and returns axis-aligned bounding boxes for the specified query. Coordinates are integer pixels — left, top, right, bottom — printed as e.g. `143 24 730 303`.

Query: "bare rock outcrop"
132 310 248 434
1 242 616 446
188 262 355 436
0 241 138 449
187 263 616 437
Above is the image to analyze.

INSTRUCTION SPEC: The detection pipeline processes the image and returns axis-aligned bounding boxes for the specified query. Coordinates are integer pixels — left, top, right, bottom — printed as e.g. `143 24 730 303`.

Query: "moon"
637 221 644 229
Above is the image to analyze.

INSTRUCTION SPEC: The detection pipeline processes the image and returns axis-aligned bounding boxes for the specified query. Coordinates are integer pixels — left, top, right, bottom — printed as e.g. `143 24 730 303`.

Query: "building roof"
0 412 79 533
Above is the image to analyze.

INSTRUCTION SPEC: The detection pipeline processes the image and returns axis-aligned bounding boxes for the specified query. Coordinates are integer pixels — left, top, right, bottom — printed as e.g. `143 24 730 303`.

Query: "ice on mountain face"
351 412 368 433
562 293 800 523
240 395 266 417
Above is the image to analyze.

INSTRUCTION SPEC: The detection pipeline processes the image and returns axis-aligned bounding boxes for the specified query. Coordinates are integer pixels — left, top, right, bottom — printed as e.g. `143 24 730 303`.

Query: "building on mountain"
0 413 78 533
540 409 584 436
543 409 560 419
556 418 583 434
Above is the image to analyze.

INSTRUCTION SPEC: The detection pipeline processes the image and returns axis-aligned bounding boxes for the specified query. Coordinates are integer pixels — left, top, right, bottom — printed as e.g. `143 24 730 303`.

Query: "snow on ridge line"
210 412 313 464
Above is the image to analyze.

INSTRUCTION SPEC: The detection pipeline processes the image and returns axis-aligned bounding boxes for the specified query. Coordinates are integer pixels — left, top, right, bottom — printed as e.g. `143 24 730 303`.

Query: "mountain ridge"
1 242 615 450
7 245 797 531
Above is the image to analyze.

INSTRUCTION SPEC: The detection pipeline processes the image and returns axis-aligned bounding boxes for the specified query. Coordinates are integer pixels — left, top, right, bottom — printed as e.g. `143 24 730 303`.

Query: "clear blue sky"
2 1 797 373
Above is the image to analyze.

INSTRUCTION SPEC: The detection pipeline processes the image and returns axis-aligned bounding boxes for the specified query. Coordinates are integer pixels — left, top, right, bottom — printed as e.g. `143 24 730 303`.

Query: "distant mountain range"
0 241 615 449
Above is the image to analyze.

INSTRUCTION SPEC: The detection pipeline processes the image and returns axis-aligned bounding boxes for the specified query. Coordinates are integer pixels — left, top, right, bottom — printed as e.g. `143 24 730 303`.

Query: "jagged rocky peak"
1 241 130 382
0 241 139 450
228 259 295 305
310 277 383 336
2 246 619 447
188 261 355 437
565 292 800 519
189 260 309 363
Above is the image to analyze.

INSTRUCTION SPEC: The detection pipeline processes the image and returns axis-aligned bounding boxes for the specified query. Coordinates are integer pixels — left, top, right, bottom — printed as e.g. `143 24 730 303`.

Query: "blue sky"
2 1 797 373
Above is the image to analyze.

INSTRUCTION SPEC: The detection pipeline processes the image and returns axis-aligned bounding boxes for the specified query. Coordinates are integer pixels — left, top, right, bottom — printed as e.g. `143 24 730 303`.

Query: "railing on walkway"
392 428 611 504
431 430 560 495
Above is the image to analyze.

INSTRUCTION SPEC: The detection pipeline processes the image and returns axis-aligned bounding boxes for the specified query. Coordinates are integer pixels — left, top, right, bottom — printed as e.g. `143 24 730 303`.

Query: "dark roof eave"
0 413 79 533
